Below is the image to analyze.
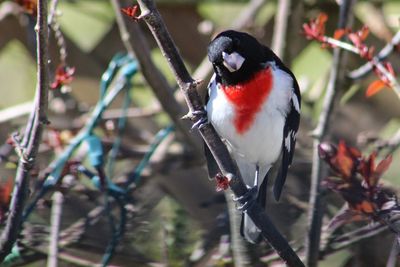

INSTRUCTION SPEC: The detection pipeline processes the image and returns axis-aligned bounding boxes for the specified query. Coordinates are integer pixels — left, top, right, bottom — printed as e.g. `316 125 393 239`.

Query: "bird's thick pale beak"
222 51 245 72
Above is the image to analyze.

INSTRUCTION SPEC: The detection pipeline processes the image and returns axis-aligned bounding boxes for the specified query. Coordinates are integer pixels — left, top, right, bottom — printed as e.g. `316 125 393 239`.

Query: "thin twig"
386 237 399 267
318 35 400 98
348 30 400 79
47 0 59 26
225 192 253 266
0 0 50 262
305 1 356 266
376 128 400 157
322 222 387 256
271 0 291 59
0 101 34 124
47 191 63 267
134 1 304 266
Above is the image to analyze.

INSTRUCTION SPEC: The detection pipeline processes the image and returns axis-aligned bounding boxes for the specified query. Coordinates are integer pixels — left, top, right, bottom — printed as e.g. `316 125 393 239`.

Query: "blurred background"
0 0 400 266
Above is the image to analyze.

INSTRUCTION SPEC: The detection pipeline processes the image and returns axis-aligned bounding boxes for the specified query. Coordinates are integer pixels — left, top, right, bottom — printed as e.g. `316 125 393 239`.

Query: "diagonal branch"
0 0 50 262
271 0 291 59
133 0 304 266
348 30 400 80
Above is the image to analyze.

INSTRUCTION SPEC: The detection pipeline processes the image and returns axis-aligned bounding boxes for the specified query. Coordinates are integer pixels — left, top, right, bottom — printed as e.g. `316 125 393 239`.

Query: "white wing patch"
292 93 300 113
285 133 291 151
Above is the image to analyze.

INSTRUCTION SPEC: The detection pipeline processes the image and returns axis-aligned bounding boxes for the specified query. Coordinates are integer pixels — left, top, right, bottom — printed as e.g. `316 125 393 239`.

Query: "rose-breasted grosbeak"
205 30 301 243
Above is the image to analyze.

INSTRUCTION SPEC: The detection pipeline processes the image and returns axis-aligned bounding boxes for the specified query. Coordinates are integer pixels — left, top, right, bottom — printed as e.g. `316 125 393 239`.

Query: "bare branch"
271 0 291 59
348 30 400 80
305 1 356 266
47 191 63 267
0 102 34 124
376 128 400 157
386 238 398 267
0 0 50 261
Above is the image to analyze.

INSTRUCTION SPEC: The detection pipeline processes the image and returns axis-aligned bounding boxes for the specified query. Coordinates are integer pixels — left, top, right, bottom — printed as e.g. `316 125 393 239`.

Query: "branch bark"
0 0 50 262
305 1 356 266
47 191 63 267
348 30 400 80
133 1 304 266
271 0 290 59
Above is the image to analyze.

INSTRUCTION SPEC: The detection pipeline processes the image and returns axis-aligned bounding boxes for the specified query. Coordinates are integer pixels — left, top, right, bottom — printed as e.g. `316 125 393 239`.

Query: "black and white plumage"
205 30 301 243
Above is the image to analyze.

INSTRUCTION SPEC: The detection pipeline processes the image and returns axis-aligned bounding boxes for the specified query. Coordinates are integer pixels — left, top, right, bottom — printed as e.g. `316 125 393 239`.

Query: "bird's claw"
190 110 209 130
233 186 257 211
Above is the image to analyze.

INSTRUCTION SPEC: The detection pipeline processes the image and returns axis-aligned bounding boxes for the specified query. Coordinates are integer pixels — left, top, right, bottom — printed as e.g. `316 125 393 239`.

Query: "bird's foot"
191 110 208 130
188 110 208 130
233 186 257 211
214 173 230 192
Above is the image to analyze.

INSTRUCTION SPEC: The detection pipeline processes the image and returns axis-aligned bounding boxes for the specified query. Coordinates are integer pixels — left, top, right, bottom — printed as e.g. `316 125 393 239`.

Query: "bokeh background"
1 0 400 266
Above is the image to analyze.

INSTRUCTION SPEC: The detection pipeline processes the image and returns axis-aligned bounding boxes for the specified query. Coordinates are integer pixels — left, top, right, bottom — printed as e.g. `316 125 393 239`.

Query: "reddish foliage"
366 80 387 97
319 141 395 223
367 62 396 97
60 160 81 178
319 141 361 179
302 13 327 42
333 28 350 40
304 14 398 98
348 26 374 60
0 177 13 222
215 173 230 192
15 0 37 16
121 5 140 21
51 64 75 90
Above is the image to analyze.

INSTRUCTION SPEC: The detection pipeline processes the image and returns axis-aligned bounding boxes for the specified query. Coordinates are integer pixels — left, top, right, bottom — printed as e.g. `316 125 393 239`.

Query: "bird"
205 30 301 243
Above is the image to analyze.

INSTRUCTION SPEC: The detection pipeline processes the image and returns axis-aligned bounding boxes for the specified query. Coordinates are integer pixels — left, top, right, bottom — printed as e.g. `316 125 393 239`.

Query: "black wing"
261 46 301 200
273 72 301 201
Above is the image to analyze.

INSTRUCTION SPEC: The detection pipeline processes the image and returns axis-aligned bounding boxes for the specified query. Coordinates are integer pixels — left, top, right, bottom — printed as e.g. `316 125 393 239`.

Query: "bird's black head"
207 30 270 85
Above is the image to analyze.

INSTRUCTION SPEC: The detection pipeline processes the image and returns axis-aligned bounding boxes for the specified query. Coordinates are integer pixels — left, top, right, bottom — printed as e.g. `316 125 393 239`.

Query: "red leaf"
366 80 386 97
352 200 376 214
334 29 347 40
358 26 370 41
0 177 13 206
348 33 362 47
121 5 139 20
385 62 395 76
335 141 356 179
315 13 327 37
215 173 229 192
302 13 328 41
372 155 392 182
15 0 37 15
360 152 376 184
51 65 75 90
348 146 362 158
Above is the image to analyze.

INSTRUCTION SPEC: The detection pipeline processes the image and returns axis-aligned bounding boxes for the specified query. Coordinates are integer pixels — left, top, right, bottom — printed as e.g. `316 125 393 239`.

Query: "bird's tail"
241 213 261 244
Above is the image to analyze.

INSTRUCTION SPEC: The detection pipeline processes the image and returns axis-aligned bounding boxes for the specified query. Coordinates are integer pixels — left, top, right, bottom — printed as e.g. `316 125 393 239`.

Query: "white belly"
206 68 292 184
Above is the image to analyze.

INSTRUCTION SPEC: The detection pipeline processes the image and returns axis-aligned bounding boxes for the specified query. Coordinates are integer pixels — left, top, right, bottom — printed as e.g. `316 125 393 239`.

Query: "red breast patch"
221 67 273 134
